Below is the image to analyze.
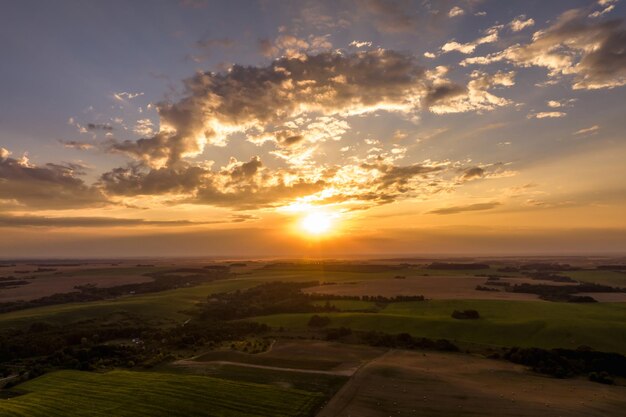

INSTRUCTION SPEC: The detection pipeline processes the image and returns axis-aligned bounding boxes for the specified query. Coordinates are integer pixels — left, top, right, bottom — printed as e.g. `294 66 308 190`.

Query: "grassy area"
193 350 344 370
567 270 626 286
250 300 626 354
1 370 323 417
0 278 262 329
0 264 537 330
165 362 347 395
312 299 378 311
60 266 165 277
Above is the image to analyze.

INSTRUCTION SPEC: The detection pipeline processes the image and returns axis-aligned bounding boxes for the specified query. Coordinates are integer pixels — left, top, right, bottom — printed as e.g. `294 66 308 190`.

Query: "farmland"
250 300 626 353
1 257 626 416
0 370 323 417
317 350 626 417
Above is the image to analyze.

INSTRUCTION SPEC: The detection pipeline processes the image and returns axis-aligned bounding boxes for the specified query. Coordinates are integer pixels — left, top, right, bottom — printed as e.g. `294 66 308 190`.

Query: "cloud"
59 140 95 150
423 52 436 59
427 69 515 114
0 155 106 209
546 98 576 108
107 50 460 167
509 15 535 32
296 6 351 30
98 151 469 211
98 156 325 210
589 4 616 18
0 215 225 228
259 34 333 59
47 49 516 213
0 148 11 159
87 123 113 131
441 25 502 54
528 111 567 119
134 119 155 136
257 38 278 57
350 40 373 48
428 201 501 215
448 7 464 18
360 0 418 33
460 166 485 181
113 92 144 101
462 9 626 90
574 125 600 135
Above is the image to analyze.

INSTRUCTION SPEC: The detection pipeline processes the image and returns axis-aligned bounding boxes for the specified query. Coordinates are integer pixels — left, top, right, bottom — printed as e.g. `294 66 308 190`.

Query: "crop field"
305 276 543 301
317 350 626 417
191 340 385 374
250 300 626 353
164 362 348 396
567 270 626 287
0 370 323 417
0 278 262 330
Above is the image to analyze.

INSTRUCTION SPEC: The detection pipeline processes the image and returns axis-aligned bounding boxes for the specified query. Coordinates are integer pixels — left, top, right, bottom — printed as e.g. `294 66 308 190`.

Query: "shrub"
451 310 480 320
308 315 331 327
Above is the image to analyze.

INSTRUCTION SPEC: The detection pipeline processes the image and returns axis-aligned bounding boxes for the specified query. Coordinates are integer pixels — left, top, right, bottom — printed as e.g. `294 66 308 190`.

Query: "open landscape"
2 0 626 415
1 258 626 416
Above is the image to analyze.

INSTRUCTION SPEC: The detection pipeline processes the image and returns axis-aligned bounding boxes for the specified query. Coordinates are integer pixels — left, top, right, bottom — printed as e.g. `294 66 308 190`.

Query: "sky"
1 0 625 258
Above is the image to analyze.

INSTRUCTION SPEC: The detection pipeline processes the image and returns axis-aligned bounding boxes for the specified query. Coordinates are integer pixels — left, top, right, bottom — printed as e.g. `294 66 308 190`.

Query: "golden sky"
1 0 625 256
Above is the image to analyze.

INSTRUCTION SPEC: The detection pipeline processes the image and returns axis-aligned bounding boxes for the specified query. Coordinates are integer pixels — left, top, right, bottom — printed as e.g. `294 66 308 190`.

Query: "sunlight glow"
300 211 333 235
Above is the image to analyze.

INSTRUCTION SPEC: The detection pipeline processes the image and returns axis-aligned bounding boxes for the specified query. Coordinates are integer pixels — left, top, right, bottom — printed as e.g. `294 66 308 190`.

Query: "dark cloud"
428 201 501 215
460 166 485 181
257 38 277 57
98 156 326 210
193 179 326 210
359 0 417 33
464 9 626 89
0 215 207 228
424 84 468 107
359 0 454 33
87 123 113 131
59 140 94 150
107 49 496 168
109 49 429 165
375 163 444 188
99 163 207 196
0 157 107 209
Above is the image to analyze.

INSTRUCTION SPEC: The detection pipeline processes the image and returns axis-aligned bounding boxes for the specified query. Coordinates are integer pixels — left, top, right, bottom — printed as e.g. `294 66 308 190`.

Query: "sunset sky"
1 0 625 257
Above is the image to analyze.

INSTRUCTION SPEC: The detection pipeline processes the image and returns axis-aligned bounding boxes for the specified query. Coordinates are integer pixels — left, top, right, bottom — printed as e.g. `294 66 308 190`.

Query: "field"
0 265 159 302
188 340 385 374
165 362 348 397
1 259 626 416
0 278 261 330
317 350 626 417
305 276 544 300
251 300 626 354
0 370 323 417
2 262 626 352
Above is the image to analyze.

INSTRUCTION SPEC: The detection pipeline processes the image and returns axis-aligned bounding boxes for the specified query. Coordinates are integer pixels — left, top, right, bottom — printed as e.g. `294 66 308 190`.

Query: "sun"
300 211 333 235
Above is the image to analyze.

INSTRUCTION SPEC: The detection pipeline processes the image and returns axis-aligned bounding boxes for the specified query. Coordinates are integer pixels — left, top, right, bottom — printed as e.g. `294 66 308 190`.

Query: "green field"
165 362 347 396
0 278 262 330
250 299 626 354
0 370 323 417
567 270 626 286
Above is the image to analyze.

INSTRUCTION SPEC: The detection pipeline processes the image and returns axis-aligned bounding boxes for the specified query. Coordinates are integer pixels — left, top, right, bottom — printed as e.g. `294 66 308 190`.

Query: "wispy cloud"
428 201 501 215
